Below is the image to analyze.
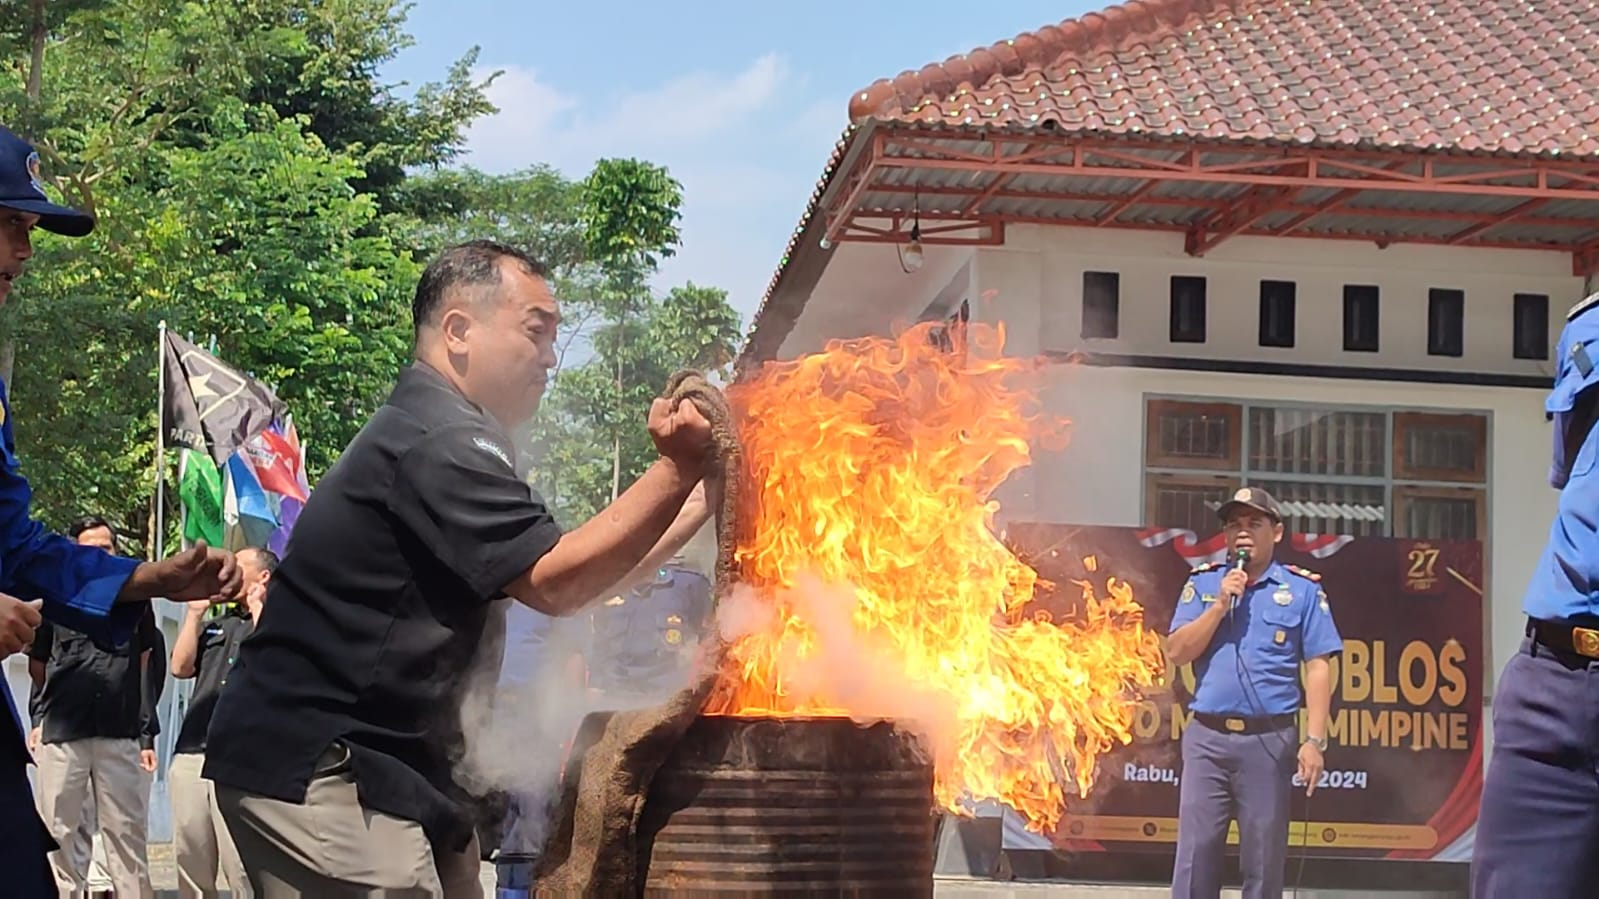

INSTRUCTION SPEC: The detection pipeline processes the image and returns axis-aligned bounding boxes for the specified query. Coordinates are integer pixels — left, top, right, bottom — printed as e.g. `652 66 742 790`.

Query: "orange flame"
704 321 1165 833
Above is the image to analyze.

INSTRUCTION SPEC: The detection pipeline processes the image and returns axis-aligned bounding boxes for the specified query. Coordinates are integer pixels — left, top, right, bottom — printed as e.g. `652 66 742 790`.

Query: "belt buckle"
1574 627 1599 659
1224 717 1246 733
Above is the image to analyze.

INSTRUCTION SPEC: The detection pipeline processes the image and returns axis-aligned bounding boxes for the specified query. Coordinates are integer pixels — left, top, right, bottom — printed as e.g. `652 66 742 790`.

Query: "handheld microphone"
1228 546 1250 621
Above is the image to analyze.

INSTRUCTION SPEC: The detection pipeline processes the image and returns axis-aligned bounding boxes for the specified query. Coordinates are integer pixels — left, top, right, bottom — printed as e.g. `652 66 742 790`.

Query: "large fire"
702 320 1164 833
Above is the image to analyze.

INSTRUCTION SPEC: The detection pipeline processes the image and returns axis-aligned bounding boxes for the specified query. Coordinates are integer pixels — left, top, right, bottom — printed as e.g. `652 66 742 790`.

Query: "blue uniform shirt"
587 564 712 694
1526 291 1599 622
0 379 142 762
1168 560 1344 716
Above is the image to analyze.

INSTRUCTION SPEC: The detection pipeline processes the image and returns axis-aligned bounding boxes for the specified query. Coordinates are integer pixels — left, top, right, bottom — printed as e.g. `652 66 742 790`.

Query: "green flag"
178 448 224 548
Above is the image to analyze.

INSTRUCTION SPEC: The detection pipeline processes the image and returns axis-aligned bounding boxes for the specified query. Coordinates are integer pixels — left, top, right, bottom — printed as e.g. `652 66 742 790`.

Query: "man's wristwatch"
1304 734 1328 751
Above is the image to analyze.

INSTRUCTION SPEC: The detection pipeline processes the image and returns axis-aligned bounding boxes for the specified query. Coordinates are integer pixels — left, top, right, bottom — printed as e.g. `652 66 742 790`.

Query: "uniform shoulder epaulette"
1191 560 1221 573
1285 563 1321 582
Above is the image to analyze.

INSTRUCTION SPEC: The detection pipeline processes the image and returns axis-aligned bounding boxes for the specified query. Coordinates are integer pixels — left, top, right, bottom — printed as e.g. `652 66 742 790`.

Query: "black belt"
1193 712 1297 735
1527 617 1599 660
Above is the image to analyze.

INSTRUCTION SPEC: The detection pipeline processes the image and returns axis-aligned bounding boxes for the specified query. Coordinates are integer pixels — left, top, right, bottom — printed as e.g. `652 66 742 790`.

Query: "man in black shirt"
28 516 169 898
169 546 275 898
205 240 716 897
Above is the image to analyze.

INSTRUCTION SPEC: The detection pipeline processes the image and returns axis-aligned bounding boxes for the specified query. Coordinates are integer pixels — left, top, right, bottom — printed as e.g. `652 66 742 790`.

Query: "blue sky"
383 1 1103 329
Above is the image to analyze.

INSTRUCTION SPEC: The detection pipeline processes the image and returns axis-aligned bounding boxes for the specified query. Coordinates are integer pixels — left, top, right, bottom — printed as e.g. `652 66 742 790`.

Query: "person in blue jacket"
1473 289 1599 898
0 124 243 898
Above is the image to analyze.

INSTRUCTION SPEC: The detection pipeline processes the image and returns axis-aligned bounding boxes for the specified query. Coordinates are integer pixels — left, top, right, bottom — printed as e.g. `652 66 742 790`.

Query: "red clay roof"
848 0 1599 156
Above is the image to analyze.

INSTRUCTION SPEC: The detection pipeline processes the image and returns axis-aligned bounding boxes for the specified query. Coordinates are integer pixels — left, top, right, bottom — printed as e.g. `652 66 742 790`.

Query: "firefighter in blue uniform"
1473 289 1599 898
0 124 241 898
1166 487 1342 899
586 558 712 703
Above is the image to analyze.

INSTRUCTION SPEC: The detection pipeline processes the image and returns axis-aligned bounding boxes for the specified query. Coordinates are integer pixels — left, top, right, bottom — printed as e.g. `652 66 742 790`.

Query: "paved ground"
141 844 1461 898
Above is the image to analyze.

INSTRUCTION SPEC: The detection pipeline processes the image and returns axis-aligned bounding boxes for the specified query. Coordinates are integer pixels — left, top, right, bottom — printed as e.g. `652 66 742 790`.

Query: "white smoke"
455 569 957 859
715 574 957 751
454 598 700 857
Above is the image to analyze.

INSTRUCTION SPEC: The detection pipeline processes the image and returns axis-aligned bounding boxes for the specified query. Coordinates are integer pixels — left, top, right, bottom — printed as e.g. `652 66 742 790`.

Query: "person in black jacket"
168 546 275 899
28 516 168 898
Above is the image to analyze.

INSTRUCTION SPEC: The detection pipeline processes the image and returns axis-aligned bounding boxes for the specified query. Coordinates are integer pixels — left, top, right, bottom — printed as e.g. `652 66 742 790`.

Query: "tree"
0 0 482 551
530 283 743 524
0 0 745 553
395 165 590 275
578 159 684 502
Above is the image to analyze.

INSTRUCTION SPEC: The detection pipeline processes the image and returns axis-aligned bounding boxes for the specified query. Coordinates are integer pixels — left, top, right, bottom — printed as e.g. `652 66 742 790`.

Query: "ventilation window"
1343 285 1380 352
1259 280 1296 348
1170 276 1207 343
1513 293 1549 360
1428 288 1465 357
1082 271 1120 339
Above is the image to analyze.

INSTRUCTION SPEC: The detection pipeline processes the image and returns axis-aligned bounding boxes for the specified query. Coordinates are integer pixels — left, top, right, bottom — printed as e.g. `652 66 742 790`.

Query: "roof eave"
735 120 881 376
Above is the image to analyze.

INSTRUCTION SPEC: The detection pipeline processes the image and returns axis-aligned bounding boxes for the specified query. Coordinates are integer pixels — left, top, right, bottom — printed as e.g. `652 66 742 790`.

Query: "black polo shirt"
173 610 252 755
28 606 164 749
202 363 564 852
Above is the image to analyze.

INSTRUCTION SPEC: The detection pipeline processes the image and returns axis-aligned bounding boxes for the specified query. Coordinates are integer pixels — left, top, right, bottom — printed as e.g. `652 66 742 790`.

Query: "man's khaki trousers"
170 751 251 898
35 736 153 899
215 744 481 898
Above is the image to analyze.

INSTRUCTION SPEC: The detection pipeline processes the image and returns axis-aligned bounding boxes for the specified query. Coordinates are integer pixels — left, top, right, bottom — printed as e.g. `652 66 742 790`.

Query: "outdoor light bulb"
902 239 924 272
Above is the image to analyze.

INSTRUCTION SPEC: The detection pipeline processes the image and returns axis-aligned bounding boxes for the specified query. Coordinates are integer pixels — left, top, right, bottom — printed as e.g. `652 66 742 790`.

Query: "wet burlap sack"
535 370 742 897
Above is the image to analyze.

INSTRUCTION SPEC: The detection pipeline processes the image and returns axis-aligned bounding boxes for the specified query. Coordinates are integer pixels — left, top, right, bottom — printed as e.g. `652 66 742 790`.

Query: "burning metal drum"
636 715 936 896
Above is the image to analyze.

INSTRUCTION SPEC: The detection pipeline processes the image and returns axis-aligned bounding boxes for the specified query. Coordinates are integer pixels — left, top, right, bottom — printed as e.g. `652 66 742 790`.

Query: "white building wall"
984 225 1572 378
964 225 1580 723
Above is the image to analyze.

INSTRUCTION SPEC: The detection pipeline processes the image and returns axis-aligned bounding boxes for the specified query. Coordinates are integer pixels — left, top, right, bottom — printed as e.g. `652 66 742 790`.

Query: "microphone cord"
1225 550 1313 899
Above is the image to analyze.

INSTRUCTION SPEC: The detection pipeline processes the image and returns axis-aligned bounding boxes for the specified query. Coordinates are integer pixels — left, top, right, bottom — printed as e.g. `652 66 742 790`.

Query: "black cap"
0 126 93 237
1217 486 1282 523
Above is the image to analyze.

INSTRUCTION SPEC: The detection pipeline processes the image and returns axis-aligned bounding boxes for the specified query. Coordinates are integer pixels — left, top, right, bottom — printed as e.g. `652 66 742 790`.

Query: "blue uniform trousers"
1172 722 1296 899
1473 636 1599 898
0 759 56 899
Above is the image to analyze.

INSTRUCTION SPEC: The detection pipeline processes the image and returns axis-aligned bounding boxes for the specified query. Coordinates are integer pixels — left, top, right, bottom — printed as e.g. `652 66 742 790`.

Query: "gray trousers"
1171 722 1296 899
35 737 152 899
171 752 251 899
214 744 481 898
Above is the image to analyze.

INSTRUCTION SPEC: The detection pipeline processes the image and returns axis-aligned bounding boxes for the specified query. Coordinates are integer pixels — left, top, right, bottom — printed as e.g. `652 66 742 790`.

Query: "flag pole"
155 320 167 562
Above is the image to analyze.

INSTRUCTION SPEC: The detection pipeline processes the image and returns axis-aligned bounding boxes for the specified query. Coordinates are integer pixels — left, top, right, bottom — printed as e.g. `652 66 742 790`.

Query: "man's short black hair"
241 546 280 574
412 240 549 332
68 515 115 542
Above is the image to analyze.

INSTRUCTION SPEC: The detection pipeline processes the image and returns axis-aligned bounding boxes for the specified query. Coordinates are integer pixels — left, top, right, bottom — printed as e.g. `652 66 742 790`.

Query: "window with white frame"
1143 398 1487 540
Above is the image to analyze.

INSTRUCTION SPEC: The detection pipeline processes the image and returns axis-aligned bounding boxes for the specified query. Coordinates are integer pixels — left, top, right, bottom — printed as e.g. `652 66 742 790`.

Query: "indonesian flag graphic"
1135 528 1353 568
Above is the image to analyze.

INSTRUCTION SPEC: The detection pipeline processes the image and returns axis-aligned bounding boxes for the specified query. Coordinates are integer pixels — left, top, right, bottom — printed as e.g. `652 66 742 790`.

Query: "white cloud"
460 52 829 324
463 66 579 172
464 54 789 175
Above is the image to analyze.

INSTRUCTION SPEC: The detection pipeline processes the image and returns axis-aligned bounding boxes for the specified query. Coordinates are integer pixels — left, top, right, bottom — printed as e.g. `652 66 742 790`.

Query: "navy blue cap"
1217 486 1283 523
0 126 93 237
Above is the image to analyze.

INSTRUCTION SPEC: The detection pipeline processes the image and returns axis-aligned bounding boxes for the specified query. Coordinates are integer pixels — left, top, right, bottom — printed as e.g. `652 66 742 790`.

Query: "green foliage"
0 0 744 549
0 0 466 551
394 165 589 274
581 159 684 277
530 283 742 524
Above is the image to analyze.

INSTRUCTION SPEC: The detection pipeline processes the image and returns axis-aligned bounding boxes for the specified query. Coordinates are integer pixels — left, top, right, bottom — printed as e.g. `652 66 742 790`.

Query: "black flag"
161 331 286 467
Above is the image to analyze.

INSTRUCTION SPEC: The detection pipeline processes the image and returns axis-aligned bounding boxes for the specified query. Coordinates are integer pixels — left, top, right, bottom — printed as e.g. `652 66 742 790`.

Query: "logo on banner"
1404 541 1442 592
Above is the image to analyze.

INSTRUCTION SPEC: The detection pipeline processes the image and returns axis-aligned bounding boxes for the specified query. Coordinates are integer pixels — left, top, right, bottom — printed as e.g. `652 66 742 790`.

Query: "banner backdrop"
1000 523 1484 861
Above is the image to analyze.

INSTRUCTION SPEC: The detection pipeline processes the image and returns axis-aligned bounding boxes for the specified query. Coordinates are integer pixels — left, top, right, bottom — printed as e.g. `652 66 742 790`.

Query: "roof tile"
847 0 1599 157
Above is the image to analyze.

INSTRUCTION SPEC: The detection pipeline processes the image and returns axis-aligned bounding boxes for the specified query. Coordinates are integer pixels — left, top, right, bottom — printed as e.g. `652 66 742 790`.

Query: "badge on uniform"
666 614 683 625
664 628 682 645
1202 594 1217 604
1273 585 1293 606
604 595 625 606
1274 630 1286 644
1317 588 1330 612
1181 582 1196 604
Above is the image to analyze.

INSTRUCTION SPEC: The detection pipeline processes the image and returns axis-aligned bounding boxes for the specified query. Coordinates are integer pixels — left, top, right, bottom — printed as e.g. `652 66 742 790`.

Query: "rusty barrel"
636 715 936 896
